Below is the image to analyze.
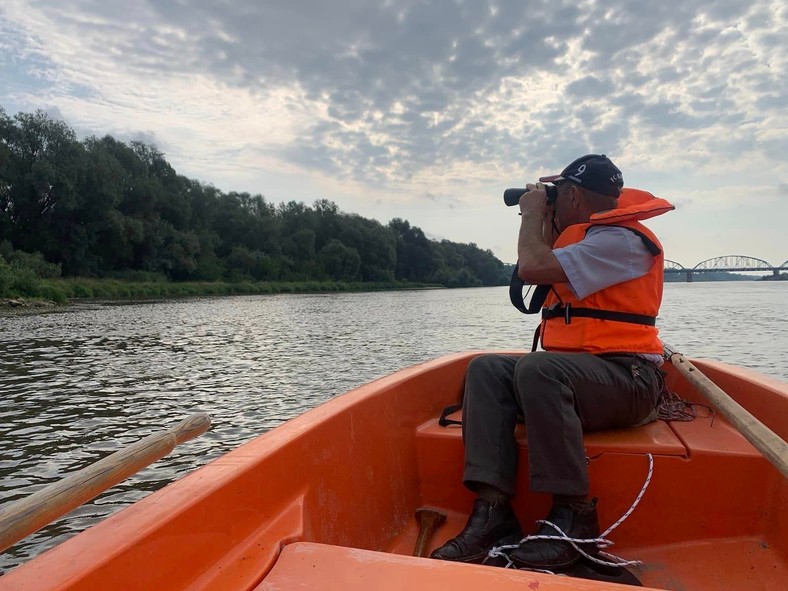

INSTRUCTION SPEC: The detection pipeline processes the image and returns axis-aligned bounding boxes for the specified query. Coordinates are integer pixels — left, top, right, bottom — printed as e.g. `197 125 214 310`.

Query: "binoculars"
503 185 558 207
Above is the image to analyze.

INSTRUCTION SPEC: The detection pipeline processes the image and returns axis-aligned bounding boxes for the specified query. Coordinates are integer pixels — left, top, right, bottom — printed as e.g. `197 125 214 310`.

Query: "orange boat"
0 351 786 590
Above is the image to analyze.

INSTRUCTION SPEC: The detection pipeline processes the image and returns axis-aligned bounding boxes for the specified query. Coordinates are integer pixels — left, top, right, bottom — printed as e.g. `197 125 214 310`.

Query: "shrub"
10 267 39 296
0 257 12 295
37 283 68 303
8 249 62 279
70 283 94 298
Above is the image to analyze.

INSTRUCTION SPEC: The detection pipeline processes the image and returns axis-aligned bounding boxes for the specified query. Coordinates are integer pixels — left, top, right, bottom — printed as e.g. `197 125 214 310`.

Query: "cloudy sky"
1 0 786 267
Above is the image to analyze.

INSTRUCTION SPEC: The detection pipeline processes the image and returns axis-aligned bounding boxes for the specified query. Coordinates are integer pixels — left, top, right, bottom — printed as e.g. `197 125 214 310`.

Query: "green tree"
338 214 396 281
318 239 360 281
388 218 437 282
0 107 511 288
1 110 86 270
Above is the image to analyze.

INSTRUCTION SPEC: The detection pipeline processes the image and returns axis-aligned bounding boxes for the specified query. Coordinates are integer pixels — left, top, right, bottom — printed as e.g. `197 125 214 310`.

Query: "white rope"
487 453 654 569
600 452 653 540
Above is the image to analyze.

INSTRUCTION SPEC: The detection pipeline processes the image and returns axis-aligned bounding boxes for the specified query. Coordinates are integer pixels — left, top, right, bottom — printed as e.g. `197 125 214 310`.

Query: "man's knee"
514 351 557 380
467 353 509 379
464 354 518 406
514 352 566 405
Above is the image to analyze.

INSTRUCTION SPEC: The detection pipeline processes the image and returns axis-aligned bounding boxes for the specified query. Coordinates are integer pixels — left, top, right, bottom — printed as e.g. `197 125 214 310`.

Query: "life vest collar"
590 188 674 224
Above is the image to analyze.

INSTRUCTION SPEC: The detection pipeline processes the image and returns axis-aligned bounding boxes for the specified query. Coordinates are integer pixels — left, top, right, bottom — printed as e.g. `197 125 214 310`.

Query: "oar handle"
668 351 788 479
413 508 446 557
171 412 212 445
0 412 211 554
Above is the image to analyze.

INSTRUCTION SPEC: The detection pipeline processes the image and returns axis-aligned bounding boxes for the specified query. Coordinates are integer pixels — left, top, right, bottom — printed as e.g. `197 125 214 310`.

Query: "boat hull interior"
2 352 786 590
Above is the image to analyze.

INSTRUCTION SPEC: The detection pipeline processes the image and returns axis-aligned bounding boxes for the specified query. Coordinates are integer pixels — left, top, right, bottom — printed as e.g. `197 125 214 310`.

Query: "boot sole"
432 550 489 564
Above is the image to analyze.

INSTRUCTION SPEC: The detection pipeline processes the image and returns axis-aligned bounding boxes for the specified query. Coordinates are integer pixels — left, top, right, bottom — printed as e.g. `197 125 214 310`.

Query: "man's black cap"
539 154 623 197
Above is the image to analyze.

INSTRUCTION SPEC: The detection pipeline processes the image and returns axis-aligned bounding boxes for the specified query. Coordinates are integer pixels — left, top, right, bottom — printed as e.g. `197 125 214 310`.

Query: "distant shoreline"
0 279 446 310
0 297 58 309
5 274 784 310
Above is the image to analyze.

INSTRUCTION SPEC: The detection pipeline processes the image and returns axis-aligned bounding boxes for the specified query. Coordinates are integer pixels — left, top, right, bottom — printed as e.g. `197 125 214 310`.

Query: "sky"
0 0 786 267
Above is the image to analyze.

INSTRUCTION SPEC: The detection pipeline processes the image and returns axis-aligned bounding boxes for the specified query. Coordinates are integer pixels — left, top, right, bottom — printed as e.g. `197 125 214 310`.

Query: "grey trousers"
462 351 662 497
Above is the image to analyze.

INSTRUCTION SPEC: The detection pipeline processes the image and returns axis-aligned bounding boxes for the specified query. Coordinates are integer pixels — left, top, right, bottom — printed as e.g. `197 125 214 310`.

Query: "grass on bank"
0 274 440 305
0 254 441 305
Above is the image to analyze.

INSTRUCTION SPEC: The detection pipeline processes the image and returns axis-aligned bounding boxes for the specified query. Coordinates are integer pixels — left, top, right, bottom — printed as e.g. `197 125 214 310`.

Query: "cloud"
4 2 784 170
421 191 461 209
566 76 613 99
0 0 786 265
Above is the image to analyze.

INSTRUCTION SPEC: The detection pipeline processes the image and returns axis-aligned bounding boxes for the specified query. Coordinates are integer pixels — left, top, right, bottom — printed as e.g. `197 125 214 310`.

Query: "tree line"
0 107 511 289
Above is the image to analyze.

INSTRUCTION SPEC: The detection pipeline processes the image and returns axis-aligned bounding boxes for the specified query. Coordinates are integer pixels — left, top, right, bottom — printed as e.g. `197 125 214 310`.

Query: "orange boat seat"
414 411 688 518
417 410 687 458
412 408 777 551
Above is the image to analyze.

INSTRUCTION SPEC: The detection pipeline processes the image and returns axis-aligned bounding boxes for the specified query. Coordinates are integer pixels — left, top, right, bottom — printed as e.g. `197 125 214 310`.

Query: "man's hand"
519 182 552 221
517 182 567 285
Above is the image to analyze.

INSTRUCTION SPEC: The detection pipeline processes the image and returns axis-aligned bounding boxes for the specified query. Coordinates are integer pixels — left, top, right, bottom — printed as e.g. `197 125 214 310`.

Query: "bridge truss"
692 255 774 272
664 255 785 274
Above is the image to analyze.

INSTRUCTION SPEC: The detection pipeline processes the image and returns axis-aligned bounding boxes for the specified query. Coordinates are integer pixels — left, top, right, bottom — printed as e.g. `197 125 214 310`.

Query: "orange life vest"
537 188 674 355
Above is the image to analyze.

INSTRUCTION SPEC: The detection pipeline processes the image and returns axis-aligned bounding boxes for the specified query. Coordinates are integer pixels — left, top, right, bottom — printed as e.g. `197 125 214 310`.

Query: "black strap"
541 303 656 326
509 264 550 314
439 403 463 426
531 324 541 353
440 400 527 428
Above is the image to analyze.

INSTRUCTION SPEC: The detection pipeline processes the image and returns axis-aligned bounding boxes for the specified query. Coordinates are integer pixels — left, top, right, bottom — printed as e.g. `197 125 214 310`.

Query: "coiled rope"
655 365 714 422
488 452 654 570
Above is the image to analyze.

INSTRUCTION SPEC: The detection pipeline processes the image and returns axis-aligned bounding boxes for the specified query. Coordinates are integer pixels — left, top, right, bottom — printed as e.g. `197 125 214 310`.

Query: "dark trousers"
462 351 662 497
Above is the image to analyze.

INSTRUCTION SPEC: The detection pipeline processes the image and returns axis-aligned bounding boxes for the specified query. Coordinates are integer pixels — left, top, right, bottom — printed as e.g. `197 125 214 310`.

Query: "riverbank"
0 278 443 308
0 297 58 308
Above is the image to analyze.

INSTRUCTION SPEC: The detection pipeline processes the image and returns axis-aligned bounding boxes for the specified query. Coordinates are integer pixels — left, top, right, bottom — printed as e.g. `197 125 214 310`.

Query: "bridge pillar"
686 271 693 283
774 269 780 277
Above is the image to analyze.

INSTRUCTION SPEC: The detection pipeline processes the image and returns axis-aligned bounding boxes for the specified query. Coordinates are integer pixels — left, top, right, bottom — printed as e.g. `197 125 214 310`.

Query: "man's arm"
517 183 568 285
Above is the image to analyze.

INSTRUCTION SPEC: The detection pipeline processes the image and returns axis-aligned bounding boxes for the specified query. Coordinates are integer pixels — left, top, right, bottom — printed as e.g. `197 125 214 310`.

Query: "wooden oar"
666 347 788 479
0 412 211 553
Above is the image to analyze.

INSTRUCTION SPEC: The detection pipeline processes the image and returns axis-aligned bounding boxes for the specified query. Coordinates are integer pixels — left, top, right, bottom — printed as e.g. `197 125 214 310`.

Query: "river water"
0 282 786 572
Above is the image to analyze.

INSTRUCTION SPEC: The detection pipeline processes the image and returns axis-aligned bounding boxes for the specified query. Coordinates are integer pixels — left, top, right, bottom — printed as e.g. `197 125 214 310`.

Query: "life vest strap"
509 264 550 314
542 303 657 326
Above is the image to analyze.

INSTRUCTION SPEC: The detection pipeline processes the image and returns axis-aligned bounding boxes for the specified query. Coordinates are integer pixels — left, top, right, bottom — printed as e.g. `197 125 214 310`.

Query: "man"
430 154 673 570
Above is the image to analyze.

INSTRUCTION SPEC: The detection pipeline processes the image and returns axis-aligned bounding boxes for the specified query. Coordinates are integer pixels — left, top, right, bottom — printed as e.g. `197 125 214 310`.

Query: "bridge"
664 256 788 282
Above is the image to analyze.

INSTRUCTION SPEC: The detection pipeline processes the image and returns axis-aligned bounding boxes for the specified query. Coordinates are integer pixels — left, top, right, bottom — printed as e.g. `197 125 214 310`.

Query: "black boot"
430 498 521 563
509 499 600 570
